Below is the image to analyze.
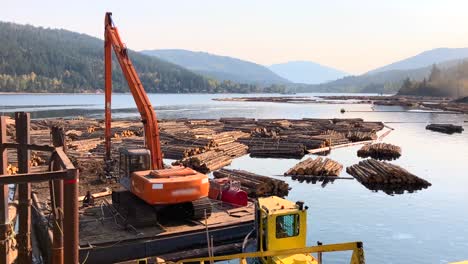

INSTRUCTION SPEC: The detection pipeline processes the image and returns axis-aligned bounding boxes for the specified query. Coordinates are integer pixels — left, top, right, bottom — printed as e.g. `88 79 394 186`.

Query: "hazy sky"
3 0 468 74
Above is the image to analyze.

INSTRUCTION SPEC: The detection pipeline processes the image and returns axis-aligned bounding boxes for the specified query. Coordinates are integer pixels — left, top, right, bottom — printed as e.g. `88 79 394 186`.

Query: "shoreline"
0 91 392 95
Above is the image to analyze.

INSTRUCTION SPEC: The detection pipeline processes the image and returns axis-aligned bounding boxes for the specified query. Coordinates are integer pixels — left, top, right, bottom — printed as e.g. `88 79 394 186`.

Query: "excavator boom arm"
104 12 163 170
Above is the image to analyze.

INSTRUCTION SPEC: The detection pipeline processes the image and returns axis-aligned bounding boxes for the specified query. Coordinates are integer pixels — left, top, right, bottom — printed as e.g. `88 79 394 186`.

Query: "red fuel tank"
220 188 248 206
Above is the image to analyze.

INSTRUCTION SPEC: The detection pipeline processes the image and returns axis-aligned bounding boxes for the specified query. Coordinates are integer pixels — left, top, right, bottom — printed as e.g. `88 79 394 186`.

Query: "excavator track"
190 197 212 220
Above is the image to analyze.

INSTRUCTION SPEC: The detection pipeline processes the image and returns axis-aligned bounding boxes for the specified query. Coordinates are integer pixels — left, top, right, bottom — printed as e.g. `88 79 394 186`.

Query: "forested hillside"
142 49 289 85
398 63 468 98
0 22 284 93
368 48 468 74
296 57 468 94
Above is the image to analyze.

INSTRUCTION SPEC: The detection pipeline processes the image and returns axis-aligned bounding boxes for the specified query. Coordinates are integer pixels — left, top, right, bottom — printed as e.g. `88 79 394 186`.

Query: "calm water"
1 93 468 263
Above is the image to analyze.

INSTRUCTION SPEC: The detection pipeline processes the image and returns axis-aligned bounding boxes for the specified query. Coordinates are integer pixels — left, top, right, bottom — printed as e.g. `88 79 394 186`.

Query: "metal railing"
169 241 365 264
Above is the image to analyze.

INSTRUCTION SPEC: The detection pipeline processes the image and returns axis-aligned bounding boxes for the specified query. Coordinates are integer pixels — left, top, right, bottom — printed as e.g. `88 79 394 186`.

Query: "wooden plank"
0 170 69 185
2 142 55 152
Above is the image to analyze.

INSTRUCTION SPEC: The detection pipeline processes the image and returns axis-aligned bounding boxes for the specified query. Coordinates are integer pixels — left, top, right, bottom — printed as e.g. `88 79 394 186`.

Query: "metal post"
15 112 32 263
0 116 10 264
63 168 79 264
51 126 64 264
104 25 112 162
317 241 323 264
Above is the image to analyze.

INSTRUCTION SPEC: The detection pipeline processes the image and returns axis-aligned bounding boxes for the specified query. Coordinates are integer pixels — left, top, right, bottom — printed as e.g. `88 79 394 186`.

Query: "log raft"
284 157 343 177
24 117 385 192
357 143 402 160
346 159 431 195
213 168 289 197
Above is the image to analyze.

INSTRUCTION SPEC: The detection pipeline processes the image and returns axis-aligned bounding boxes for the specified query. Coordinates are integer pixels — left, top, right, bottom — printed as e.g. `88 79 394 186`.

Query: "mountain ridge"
269 61 348 84
142 49 289 85
0 21 285 94
296 56 468 94
367 47 468 74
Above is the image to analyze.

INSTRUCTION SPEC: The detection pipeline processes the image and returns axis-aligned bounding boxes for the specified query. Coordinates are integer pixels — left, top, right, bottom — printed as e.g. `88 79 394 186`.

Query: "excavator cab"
118 148 151 188
119 148 151 179
119 148 151 176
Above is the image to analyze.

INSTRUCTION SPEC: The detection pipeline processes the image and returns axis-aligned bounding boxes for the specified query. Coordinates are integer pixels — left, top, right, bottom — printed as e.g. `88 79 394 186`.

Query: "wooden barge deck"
33 196 255 264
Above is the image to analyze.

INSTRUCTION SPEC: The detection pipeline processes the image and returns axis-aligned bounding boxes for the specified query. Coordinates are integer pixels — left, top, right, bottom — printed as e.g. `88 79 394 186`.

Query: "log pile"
346 159 431 194
310 132 350 146
213 168 289 197
346 131 377 142
18 117 385 196
278 136 327 149
30 152 46 167
215 142 248 158
426 124 464 134
284 157 343 176
249 143 305 159
7 164 18 175
174 150 232 173
357 143 401 160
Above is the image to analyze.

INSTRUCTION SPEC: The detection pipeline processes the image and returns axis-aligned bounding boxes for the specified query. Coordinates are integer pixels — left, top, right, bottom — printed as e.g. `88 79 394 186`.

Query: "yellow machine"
257 196 316 264
175 196 365 264
127 196 365 264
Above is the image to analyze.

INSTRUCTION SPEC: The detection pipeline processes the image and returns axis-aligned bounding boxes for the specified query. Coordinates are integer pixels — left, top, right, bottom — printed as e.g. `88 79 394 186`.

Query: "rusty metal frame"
0 113 79 264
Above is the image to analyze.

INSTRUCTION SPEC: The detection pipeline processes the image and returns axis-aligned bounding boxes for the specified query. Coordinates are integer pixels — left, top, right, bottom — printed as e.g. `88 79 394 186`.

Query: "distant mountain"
268 61 348 84
368 48 468 74
142 49 289 85
297 57 467 94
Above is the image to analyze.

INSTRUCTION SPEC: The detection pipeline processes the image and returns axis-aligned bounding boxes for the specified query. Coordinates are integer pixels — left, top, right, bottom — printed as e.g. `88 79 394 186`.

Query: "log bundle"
213 168 289 197
346 159 431 194
284 157 343 176
426 124 464 134
174 151 232 173
173 142 248 173
357 143 402 160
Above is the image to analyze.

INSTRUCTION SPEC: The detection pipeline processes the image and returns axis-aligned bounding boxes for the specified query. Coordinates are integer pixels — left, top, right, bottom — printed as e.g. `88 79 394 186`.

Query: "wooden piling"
51 126 65 264
15 112 32 263
0 116 10 264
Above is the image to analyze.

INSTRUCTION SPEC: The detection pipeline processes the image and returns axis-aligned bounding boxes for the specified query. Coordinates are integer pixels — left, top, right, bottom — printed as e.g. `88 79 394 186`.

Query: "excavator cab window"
129 155 150 172
276 214 299 238
119 149 151 178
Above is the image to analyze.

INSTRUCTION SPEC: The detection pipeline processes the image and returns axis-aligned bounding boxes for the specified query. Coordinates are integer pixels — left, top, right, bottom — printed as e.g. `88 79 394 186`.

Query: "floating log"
346 159 431 195
426 124 464 134
213 168 289 197
284 157 343 176
357 143 401 160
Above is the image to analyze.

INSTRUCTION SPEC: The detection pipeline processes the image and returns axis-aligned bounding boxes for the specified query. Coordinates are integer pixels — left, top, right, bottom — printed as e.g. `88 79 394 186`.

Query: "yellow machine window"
276 214 299 238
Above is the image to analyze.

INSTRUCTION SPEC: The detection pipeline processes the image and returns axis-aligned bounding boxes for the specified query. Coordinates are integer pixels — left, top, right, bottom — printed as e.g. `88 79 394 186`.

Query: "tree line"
0 22 285 94
398 63 468 98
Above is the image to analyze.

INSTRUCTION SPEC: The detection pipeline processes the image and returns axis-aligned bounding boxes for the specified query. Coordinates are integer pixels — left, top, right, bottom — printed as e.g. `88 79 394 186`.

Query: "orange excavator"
103 12 211 222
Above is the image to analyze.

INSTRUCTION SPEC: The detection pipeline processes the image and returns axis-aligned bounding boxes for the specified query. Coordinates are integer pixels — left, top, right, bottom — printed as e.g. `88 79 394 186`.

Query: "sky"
2 0 468 75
